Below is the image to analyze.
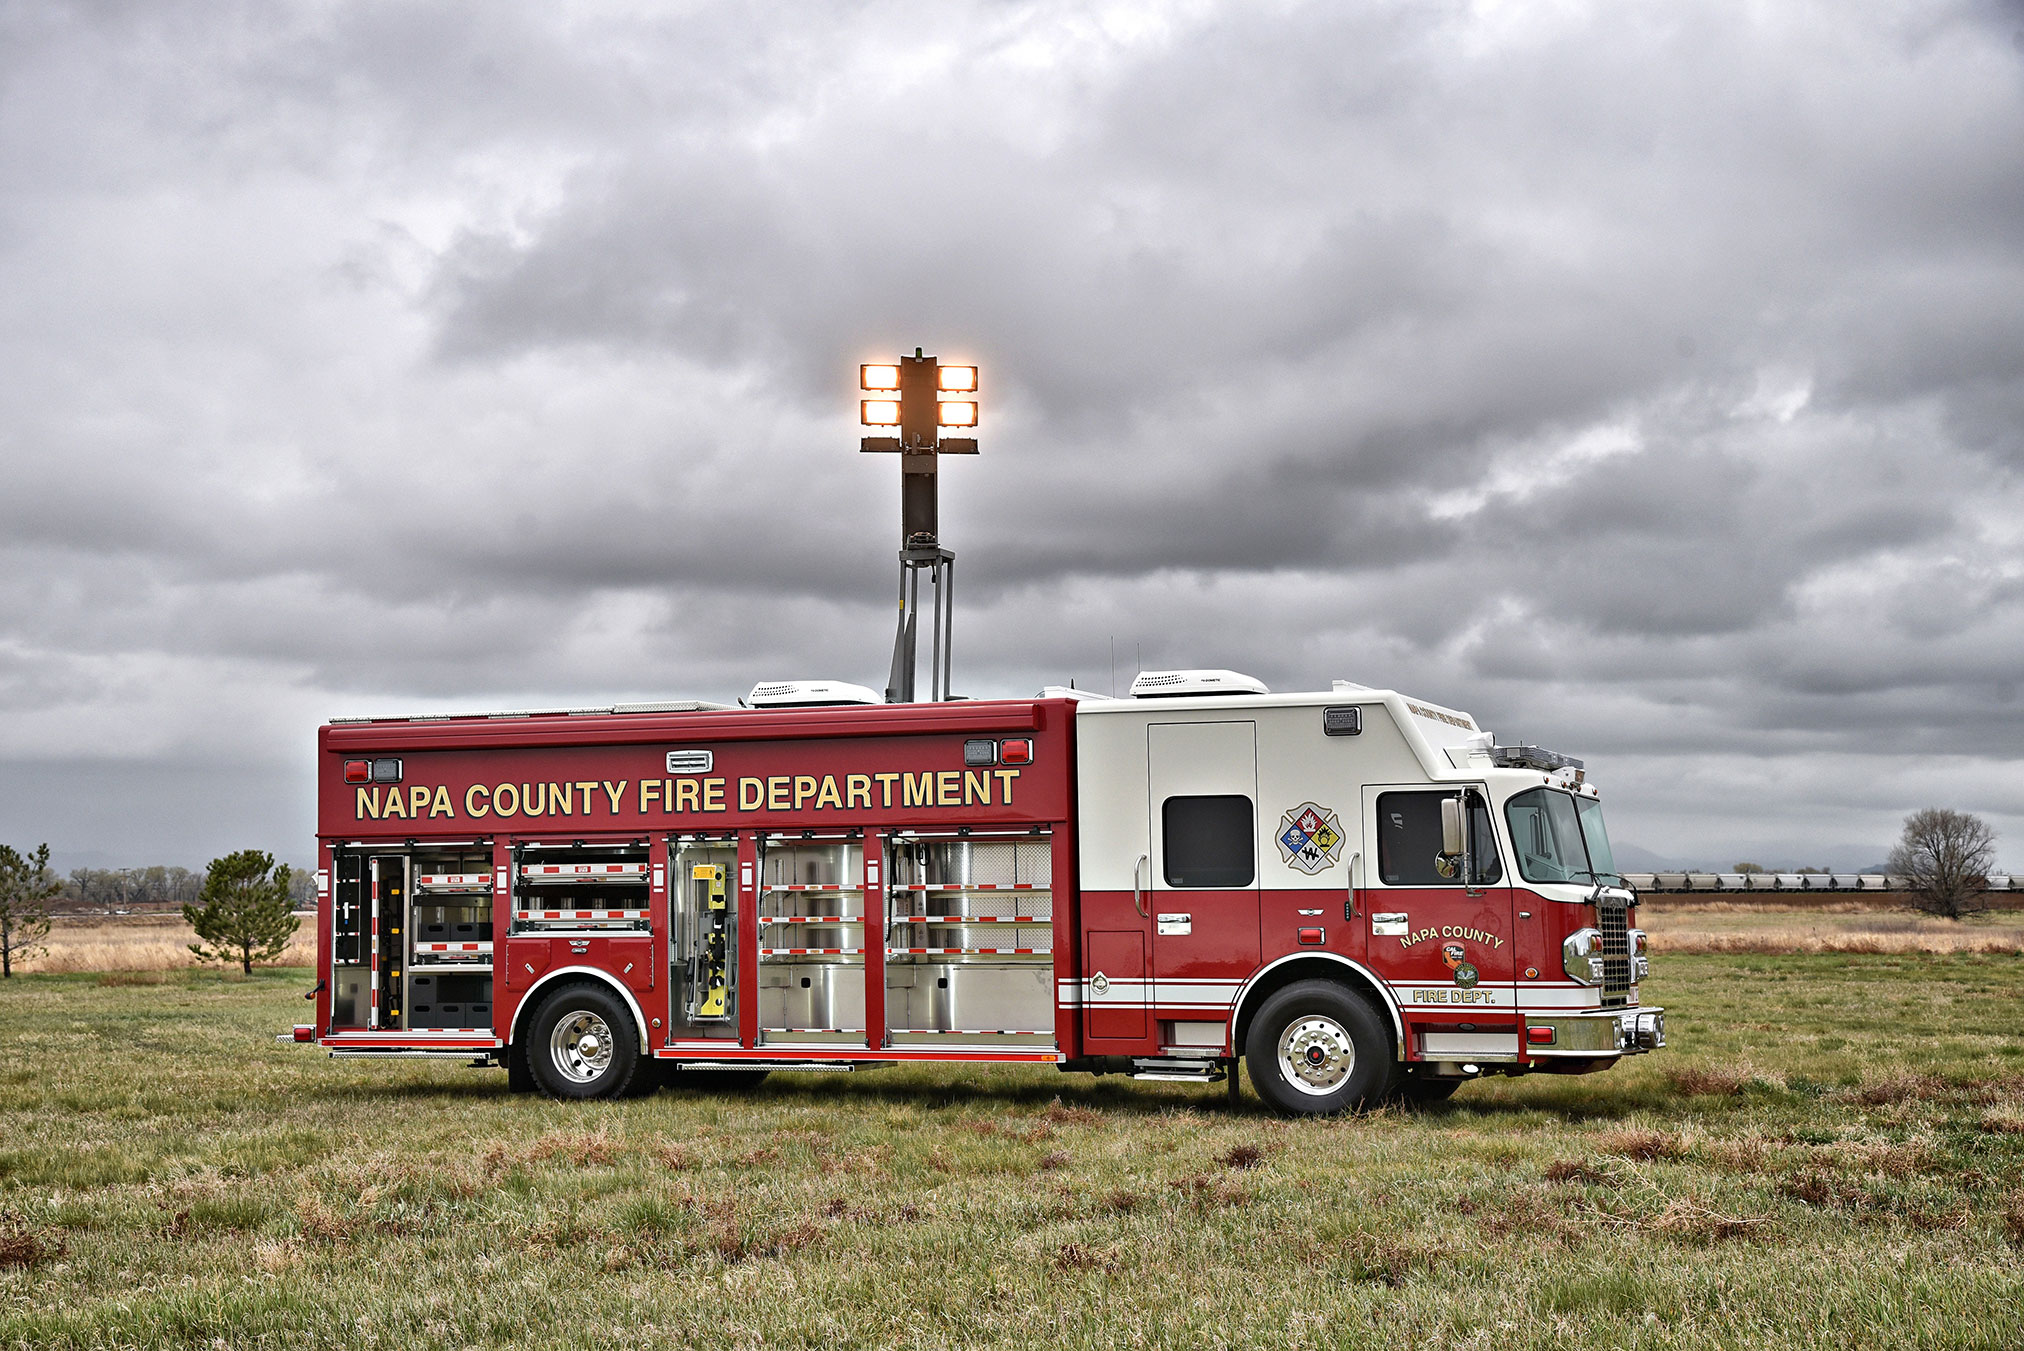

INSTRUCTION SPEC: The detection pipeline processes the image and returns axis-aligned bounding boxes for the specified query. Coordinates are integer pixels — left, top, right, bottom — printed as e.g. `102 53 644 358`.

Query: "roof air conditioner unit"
746 680 883 709
1129 669 1270 698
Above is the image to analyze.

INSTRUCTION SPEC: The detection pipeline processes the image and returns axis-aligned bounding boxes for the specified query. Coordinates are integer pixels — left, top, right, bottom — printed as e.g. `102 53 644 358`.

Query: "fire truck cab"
296 671 1662 1115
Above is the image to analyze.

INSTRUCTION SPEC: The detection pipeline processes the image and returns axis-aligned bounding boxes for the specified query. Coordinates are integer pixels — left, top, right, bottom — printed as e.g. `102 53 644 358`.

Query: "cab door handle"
1132 854 1148 918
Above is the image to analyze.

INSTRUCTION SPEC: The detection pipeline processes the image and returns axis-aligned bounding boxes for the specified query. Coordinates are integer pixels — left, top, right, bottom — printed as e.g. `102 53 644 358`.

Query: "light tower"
861 349 978 703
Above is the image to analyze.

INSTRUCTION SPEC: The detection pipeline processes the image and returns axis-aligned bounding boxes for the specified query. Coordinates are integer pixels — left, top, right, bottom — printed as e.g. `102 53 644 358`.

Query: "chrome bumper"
1526 1007 1665 1057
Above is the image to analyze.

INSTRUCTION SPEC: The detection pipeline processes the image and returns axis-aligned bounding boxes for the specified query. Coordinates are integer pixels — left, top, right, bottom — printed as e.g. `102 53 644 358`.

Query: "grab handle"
1132 854 1149 918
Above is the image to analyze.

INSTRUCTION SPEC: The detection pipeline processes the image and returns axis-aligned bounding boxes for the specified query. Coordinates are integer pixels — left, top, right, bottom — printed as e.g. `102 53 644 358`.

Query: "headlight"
1629 929 1650 983
1563 928 1606 986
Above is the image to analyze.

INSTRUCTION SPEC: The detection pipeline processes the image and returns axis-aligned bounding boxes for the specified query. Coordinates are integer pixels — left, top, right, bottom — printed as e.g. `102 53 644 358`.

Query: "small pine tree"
0 843 61 977
185 850 299 974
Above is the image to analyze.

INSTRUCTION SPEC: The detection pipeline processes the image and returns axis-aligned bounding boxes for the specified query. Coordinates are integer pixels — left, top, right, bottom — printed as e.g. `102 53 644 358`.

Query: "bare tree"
1887 808 1997 919
0 843 61 977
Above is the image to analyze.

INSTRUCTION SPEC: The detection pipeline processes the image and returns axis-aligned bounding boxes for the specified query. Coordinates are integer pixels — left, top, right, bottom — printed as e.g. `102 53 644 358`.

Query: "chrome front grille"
1598 899 1631 1004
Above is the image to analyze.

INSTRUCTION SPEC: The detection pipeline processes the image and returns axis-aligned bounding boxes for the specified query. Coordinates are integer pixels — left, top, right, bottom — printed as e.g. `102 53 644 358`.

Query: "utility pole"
860 349 978 703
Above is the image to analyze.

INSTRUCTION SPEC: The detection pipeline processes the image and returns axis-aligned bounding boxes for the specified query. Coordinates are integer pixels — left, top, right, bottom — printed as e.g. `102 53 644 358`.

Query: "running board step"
1130 1058 1224 1082
668 1061 888 1073
329 1049 492 1062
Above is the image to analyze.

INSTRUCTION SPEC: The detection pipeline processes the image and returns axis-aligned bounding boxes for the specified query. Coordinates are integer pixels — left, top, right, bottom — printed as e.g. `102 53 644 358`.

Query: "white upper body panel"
1073 688 1491 892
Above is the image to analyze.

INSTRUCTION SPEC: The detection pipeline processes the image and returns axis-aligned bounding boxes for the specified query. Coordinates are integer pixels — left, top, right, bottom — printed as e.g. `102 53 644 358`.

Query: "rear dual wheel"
1244 979 1398 1115
526 984 649 1100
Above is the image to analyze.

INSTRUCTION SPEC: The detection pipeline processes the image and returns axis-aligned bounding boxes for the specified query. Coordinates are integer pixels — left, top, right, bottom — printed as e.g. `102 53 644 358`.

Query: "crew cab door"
1362 785 1515 1059
1147 721 1262 1037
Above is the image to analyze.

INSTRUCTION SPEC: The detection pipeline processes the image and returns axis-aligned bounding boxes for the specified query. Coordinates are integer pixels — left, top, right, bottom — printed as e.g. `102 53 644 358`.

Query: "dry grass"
1642 904 2024 956
6 955 2024 1348
15 914 315 973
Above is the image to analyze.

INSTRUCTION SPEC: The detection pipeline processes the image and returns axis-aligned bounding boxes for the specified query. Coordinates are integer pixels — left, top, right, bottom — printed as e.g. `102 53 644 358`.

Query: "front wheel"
526 984 645 1100
1244 980 1397 1115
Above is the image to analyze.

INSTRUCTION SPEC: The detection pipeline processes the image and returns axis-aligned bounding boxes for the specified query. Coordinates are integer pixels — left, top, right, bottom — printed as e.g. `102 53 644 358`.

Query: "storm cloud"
3 1 2022 870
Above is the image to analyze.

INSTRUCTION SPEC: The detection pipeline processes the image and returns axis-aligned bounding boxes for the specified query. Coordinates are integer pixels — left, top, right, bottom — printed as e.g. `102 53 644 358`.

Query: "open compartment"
885 831 1054 1046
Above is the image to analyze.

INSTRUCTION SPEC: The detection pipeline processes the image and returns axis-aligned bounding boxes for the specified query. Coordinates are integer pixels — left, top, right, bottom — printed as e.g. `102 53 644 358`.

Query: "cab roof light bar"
1491 745 1584 773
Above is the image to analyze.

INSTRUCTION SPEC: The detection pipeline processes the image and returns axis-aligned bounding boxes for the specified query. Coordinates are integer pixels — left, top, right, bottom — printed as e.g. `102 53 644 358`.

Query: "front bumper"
1526 1007 1665 1057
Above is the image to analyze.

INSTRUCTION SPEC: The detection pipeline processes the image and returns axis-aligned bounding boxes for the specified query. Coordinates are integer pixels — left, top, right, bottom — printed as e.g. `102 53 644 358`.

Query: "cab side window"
1376 792 1503 886
1162 794 1255 887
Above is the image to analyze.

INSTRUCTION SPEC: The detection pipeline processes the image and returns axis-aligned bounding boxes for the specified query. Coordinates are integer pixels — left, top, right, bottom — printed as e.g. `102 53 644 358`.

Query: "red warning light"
999 739 1032 765
343 760 371 784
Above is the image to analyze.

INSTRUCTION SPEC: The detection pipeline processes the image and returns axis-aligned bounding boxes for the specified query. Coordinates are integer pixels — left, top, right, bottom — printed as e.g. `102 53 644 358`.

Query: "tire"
669 1068 771 1092
1244 979 1397 1116
525 983 645 1101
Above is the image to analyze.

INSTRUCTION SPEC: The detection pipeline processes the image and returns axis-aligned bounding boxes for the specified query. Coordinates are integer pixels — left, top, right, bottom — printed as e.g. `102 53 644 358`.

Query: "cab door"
1147 721 1262 1035
1363 786 1514 1056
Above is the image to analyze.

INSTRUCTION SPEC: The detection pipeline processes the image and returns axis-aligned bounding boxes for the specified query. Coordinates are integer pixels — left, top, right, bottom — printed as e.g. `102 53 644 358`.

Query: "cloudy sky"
4 0 2023 872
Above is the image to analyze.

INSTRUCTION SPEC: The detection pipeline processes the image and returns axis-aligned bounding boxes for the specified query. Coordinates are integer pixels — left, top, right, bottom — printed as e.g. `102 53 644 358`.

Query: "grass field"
2 955 2022 1349
24 897 2024 977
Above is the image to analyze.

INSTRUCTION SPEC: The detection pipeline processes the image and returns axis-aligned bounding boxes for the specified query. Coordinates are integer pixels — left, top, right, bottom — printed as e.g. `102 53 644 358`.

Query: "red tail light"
343 760 370 784
1527 1025 1556 1045
1000 739 1032 765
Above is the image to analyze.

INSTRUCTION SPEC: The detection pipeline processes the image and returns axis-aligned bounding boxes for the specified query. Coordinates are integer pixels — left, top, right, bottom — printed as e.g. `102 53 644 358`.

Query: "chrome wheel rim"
1278 1015 1354 1096
549 1010 614 1084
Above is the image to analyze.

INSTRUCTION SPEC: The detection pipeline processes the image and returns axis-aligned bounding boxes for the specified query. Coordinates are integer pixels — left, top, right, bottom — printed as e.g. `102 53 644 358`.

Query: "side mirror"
1440 797 1465 856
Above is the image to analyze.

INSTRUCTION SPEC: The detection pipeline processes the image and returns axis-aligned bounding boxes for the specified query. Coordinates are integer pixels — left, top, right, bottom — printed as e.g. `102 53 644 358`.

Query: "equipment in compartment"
512 846 652 935
669 838 739 1039
404 848 497 1030
692 863 731 1019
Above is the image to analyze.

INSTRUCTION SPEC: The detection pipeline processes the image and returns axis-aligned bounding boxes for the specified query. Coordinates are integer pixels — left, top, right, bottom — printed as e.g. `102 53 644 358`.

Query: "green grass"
2 956 2022 1348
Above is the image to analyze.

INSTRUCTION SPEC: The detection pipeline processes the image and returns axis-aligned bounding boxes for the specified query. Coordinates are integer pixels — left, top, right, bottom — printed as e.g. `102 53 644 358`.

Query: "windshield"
1506 787 1608 885
1575 796 1618 880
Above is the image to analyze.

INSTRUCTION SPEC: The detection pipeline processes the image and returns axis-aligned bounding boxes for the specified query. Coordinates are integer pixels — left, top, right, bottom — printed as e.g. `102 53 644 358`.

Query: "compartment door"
1148 722 1261 1029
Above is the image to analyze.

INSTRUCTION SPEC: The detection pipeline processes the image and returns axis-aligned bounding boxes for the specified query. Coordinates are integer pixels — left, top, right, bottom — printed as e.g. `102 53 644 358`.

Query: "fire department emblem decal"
1276 802 1345 875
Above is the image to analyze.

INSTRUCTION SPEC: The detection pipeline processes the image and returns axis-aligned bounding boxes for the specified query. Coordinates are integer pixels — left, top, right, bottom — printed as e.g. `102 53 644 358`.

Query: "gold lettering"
675 779 702 812
937 770 960 806
576 781 597 813
994 768 1018 804
356 786 380 819
793 774 818 810
603 780 626 812
494 783 520 816
767 776 790 811
550 782 573 816
875 772 901 808
382 788 409 819
815 775 842 810
903 772 933 808
521 782 542 815
409 785 431 817
465 784 490 818
640 780 662 813
739 778 764 811
703 778 726 812
846 774 872 809
964 770 990 806
429 786 454 819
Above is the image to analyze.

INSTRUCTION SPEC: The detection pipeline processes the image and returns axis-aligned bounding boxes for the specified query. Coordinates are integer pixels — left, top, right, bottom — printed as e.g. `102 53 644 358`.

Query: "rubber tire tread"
1244 979 1396 1116
526 983 646 1101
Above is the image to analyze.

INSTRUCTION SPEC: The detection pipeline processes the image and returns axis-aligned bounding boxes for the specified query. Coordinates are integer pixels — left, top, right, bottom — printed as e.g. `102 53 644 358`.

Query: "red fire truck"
292 670 1663 1114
